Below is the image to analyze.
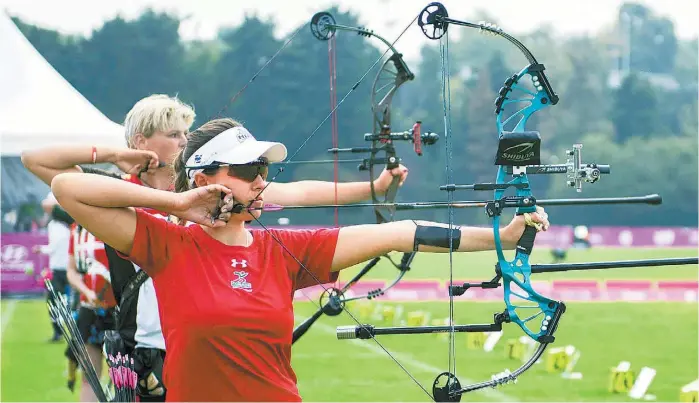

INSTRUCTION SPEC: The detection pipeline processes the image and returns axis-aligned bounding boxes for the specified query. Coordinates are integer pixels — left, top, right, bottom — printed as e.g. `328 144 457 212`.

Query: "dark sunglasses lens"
228 165 268 181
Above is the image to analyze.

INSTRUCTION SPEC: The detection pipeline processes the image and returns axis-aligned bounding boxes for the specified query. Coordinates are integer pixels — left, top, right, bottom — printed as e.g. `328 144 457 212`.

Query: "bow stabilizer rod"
531 257 699 273
448 257 698 296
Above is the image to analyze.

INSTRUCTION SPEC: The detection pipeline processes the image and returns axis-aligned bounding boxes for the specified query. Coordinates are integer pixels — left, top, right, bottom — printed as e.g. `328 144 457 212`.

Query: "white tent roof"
0 12 125 156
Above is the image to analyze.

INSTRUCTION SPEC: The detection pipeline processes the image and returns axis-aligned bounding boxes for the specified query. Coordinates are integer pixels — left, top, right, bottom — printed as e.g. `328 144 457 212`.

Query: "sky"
1 0 697 62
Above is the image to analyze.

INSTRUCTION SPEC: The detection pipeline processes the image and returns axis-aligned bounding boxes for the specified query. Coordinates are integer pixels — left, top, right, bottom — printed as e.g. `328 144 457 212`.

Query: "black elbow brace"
413 225 461 251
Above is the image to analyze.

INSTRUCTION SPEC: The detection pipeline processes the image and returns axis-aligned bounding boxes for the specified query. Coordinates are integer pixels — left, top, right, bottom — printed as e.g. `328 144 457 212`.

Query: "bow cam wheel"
310 12 336 40
432 371 461 402
319 287 345 316
418 2 449 40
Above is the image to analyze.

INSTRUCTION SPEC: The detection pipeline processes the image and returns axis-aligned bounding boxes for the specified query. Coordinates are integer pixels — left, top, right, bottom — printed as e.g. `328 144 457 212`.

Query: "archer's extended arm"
329 213 549 272
264 165 408 205
21 145 159 187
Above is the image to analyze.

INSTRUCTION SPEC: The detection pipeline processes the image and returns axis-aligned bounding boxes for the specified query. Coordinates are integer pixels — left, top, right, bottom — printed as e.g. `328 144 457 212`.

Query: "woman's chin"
241 210 261 221
249 210 262 220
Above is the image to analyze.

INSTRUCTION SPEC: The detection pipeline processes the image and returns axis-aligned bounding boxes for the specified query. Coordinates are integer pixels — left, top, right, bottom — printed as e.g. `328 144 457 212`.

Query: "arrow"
248 194 663 212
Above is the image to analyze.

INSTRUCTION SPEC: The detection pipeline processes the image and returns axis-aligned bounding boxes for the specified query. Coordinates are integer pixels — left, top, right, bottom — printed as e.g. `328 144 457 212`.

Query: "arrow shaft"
271 159 366 165
254 194 662 212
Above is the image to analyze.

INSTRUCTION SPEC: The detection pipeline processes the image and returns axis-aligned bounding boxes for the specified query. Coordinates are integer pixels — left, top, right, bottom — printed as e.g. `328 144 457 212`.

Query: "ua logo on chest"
231 259 247 268
230 259 252 292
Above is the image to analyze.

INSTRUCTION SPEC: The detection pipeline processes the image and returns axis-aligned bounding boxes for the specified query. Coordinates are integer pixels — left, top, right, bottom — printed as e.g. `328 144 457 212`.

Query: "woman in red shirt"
50 118 550 402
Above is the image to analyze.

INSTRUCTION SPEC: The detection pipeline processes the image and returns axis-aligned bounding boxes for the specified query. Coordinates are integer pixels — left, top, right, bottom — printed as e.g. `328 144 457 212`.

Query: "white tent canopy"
0 11 125 156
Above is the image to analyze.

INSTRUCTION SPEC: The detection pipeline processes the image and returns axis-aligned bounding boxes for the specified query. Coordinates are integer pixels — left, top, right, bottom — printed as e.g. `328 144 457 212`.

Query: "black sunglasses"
218 157 269 182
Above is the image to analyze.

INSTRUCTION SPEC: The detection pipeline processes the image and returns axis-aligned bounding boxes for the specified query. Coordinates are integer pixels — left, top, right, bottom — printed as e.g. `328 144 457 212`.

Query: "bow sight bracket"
327 123 440 171
565 144 602 192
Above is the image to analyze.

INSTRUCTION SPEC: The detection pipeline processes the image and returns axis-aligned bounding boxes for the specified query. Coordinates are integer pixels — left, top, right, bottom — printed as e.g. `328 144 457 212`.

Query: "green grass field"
2 248 697 402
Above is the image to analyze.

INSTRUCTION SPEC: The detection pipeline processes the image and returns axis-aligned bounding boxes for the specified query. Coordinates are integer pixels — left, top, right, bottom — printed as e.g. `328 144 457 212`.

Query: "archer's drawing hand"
170 185 233 228
112 149 160 175
215 194 245 222
374 164 409 195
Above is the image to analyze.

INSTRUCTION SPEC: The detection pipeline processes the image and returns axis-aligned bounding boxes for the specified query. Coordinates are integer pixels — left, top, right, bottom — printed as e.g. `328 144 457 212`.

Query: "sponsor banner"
1 232 48 294
586 226 698 248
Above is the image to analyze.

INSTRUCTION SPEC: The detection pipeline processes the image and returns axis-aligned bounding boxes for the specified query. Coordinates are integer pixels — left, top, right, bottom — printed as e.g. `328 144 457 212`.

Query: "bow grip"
516 225 537 255
515 192 537 254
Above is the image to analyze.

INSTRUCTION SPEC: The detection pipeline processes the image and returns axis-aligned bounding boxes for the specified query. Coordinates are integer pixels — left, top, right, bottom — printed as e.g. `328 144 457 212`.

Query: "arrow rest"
433 372 462 402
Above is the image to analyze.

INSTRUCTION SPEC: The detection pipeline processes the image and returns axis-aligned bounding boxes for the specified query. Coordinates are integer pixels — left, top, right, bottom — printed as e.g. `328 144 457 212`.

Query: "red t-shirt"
68 224 117 308
124 209 340 402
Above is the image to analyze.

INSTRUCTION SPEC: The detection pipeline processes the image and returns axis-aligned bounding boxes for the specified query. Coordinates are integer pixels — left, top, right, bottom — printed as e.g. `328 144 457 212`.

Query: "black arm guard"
413 224 461 251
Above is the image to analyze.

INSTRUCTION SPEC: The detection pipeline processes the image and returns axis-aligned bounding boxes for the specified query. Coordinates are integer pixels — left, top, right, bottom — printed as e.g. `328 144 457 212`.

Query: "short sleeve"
121 209 186 278
276 228 341 291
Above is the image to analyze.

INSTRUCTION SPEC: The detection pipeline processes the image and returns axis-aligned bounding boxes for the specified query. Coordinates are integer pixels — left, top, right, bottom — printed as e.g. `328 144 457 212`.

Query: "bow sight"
327 122 439 171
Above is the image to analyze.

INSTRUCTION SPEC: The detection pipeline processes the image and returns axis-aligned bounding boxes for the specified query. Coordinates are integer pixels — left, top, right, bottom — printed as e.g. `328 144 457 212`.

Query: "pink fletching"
260 203 283 212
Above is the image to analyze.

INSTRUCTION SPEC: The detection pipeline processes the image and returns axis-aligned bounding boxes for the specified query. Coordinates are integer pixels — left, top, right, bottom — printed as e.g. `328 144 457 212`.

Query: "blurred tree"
611 73 660 141
617 2 678 74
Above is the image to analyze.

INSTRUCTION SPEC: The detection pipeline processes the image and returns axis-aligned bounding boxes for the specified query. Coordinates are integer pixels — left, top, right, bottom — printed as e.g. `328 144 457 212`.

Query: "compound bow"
209 5 697 401
291 12 440 343
329 2 698 401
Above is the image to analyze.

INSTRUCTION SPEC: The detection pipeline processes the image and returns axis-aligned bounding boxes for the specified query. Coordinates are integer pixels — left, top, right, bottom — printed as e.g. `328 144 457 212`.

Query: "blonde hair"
123 94 196 148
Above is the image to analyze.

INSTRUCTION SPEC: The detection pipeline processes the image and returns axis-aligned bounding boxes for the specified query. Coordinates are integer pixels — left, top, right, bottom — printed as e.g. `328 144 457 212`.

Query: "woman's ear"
192 172 210 188
132 133 146 149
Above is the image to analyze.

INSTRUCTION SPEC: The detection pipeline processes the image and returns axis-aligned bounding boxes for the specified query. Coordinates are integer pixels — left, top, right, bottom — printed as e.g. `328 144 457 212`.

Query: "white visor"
185 126 287 168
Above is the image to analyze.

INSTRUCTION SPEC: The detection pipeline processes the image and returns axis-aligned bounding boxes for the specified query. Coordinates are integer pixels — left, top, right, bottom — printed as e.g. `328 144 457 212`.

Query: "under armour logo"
194 154 202 163
231 259 248 268
231 270 252 292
